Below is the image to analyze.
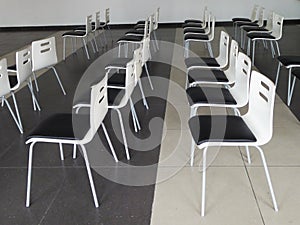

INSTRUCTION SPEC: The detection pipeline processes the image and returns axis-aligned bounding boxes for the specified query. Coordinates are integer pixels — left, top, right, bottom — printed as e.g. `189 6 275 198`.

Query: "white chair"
32 37 66 95
275 55 300 106
184 14 215 58
99 8 113 43
247 13 284 65
183 9 209 33
188 52 252 166
185 31 230 75
188 70 278 216
184 6 208 26
25 75 118 208
0 58 23 133
62 15 93 60
187 39 239 89
8 47 41 112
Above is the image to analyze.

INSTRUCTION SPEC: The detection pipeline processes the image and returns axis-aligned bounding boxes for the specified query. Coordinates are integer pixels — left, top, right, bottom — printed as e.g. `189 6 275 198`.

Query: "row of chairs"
62 8 112 60
0 36 65 133
182 30 278 216
25 12 157 207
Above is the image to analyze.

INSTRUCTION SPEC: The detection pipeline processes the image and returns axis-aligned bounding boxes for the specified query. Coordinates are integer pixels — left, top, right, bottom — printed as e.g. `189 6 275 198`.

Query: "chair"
0 58 23 133
25 75 118 208
275 55 300 106
187 39 239 89
232 4 259 39
184 6 208 25
183 10 210 36
32 37 66 95
8 47 41 112
184 15 215 58
98 8 113 43
247 13 284 65
62 15 93 60
188 70 278 216
185 31 230 74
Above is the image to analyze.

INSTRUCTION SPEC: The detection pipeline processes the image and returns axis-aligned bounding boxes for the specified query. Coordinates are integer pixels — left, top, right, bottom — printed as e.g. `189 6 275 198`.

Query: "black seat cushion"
236 21 258 27
188 69 228 83
185 57 220 68
8 75 18 88
108 88 125 106
243 26 268 32
277 56 300 67
189 115 257 146
134 24 145 29
247 32 275 39
184 28 206 34
186 86 236 106
108 71 126 87
184 33 209 41
62 30 86 37
292 69 300 80
106 57 132 69
183 23 204 28
26 113 90 141
184 19 203 24
125 29 144 35
232 18 251 22
7 64 17 71
136 20 146 25
118 35 143 42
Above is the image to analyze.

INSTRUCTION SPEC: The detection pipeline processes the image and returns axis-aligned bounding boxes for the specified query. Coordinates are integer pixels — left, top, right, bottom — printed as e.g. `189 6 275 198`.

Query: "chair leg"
287 68 292 106
27 78 41 111
32 72 39 92
80 144 99 208
26 143 35 207
245 146 251 164
274 41 280 56
288 69 296 106
190 138 196 166
255 146 278 212
101 123 118 162
82 38 90 60
73 144 77 159
59 143 64 161
10 92 23 133
247 39 251 56
63 38 66 60
275 63 281 87
252 40 256 65
130 98 141 131
130 99 138 133
153 31 159 50
50 66 66 95
93 34 99 52
201 147 208 217
145 62 154 90
118 44 121 57
270 41 275 58
115 109 130 160
138 80 149 110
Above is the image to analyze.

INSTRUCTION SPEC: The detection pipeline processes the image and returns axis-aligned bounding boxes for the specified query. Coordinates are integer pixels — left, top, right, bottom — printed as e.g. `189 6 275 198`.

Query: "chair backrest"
216 31 230 68
133 46 143 80
0 58 11 97
141 36 151 65
250 4 260 21
85 15 93 34
81 75 108 144
207 15 215 41
143 16 150 39
229 52 252 107
32 37 58 71
105 8 110 23
224 39 239 83
16 47 32 87
256 7 265 27
154 7 160 30
94 11 101 30
242 71 276 145
265 11 274 31
271 13 284 40
202 7 209 29
124 58 137 102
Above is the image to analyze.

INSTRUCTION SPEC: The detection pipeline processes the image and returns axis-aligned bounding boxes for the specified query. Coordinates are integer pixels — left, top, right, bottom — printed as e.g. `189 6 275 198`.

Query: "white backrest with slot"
16 47 32 86
216 31 230 68
105 8 110 23
0 58 11 97
265 11 274 31
225 39 239 83
154 7 160 30
207 15 215 41
32 37 58 71
94 11 101 30
250 5 260 21
242 71 276 145
271 13 284 40
141 36 151 65
85 15 93 34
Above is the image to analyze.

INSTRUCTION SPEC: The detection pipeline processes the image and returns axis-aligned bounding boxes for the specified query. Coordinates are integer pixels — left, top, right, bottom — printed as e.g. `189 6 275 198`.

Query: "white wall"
0 0 299 27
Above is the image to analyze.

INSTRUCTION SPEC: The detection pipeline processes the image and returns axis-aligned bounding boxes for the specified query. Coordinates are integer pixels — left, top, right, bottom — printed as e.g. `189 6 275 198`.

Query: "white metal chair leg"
93 35 99 52
50 66 66 95
80 144 99 208
32 72 39 92
115 109 130 160
288 73 296 106
275 63 281 87
245 146 251 164
59 143 64 160
63 38 66 60
138 80 149 110
118 44 121 57
275 41 280 56
27 80 41 111
255 146 278 212
201 147 208 217
73 144 77 159
145 62 154 90
82 38 90 60
11 92 23 133
153 31 159 50
101 123 118 162
287 69 292 106
270 41 275 58
190 139 196 166
26 143 34 207
247 39 251 56
130 98 141 131
252 41 256 65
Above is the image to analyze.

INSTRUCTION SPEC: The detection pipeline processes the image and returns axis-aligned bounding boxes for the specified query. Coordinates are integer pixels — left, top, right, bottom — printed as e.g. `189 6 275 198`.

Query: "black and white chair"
185 31 230 80
187 52 252 166
99 8 113 42
184 14 215 58
8 47 41 112
187 39 239 89
247 13 284 65
184 6 208 26
0 58 23 133
275 55 300 106
183 10 210 36
62 15 93 60
32 37 66 95
188 70 278 216
25 75 118 208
